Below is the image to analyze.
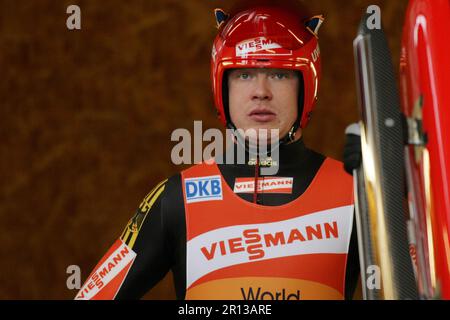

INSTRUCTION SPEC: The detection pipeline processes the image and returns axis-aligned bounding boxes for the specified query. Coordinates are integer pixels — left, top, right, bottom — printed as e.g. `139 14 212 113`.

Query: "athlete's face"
228 68 301 142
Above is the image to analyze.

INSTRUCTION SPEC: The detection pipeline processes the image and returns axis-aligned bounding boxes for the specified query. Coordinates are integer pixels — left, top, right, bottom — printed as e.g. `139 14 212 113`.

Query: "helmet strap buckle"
288 126 296 143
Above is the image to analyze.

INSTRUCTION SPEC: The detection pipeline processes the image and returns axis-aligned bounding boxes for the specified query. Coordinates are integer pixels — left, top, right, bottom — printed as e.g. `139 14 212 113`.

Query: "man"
75 0 360 300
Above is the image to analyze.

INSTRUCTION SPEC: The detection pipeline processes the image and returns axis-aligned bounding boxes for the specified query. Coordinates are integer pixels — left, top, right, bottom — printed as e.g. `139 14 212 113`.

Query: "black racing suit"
82 138 360 300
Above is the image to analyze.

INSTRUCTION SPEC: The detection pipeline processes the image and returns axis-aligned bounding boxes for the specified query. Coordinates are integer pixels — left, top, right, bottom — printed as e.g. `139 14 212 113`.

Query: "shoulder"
320 156 350 175
138 173 183 208
318 156 354 190
140 163 211 207
137 178 169 213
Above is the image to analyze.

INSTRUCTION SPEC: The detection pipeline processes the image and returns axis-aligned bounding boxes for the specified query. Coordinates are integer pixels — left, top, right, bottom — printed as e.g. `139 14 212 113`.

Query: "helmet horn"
214 8 229 29
305 15 325 38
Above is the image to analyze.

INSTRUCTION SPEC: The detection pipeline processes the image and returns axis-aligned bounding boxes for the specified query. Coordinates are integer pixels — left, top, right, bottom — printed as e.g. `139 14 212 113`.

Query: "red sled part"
400 0 450 299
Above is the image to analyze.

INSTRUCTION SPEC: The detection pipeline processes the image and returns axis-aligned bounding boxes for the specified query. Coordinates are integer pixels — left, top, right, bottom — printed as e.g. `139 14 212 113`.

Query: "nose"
251 74 272 101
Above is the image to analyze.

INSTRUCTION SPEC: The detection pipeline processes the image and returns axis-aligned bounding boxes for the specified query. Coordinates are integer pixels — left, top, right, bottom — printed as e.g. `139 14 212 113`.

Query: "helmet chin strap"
280 123 300 145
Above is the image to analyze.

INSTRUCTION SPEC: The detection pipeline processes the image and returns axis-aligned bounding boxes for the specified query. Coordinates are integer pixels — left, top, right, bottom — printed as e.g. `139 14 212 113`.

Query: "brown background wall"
0 0 408 299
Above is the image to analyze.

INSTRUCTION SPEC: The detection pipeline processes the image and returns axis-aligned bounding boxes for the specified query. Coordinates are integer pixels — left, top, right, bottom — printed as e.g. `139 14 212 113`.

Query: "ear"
305 15 325 38
214 8 229 28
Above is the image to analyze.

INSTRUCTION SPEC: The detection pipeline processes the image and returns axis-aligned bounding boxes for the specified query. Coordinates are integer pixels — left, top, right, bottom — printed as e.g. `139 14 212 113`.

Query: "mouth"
248 108 276 123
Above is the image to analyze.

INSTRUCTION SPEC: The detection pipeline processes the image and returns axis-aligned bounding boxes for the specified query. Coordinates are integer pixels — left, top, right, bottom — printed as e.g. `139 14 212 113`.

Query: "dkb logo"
185 175 223 204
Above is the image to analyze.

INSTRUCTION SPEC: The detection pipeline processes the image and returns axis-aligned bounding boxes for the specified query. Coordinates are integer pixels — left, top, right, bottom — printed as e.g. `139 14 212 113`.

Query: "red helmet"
211 1 324 131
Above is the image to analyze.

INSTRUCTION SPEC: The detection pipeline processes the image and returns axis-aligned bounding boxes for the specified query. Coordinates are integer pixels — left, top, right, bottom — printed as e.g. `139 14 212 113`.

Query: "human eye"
230 69 254 80
270 71 289 80
239 72 252 80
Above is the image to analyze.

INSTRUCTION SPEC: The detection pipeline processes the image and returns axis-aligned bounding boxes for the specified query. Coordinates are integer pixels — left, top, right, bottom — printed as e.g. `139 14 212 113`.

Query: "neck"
219 136 311 169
